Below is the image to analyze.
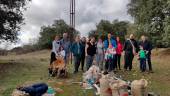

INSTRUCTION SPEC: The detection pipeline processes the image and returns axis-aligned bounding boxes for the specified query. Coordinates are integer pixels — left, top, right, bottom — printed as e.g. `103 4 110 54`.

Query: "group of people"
50 32 153 75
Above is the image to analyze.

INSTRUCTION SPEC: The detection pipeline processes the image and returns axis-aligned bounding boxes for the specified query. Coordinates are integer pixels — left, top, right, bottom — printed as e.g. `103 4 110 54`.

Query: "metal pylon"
70 0 75 65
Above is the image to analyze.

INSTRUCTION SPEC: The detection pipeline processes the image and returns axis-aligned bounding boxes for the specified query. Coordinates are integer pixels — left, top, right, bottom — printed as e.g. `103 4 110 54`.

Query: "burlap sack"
109 80 127 96
131 79 148 96
11 89 29 96
100 75 112 96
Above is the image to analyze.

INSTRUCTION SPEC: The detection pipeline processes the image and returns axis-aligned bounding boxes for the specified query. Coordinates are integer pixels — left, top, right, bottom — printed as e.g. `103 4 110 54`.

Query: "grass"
0 49 170 96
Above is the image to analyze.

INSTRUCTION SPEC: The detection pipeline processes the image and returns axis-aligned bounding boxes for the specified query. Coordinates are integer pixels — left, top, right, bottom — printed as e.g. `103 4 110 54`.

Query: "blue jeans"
86 55 94 71
140 58 146 72
96 53 104 70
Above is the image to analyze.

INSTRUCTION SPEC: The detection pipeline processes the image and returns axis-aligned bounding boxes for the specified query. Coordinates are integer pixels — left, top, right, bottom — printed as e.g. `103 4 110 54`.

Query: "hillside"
0 49 170 96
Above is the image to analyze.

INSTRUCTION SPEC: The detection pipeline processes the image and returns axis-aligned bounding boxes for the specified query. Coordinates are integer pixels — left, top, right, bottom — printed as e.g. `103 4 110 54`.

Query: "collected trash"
80 65 158 96
47 87 55 96
131 79 148 96
12 83 59 96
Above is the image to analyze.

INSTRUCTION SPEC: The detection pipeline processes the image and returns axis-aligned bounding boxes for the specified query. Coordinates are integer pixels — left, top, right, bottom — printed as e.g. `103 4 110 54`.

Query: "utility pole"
70 0 75 29
70 0 75 64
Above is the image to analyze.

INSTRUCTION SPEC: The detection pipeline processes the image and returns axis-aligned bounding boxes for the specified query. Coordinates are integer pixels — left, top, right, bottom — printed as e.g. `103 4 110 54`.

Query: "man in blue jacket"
139 35 153 72
71 35 83 74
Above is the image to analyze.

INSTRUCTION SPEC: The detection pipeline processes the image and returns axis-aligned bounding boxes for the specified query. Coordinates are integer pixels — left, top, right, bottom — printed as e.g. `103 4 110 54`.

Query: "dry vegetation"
0 48 170 96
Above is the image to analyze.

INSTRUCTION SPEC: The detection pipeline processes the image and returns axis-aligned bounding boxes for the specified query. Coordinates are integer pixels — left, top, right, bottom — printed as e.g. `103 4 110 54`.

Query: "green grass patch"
0 50 170 96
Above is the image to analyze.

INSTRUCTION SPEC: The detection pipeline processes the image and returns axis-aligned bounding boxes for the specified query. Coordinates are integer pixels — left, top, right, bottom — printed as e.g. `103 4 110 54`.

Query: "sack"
109 80 127 96
129 39 137 55
12 90 29 96
131 79 148 96
100 75 112 96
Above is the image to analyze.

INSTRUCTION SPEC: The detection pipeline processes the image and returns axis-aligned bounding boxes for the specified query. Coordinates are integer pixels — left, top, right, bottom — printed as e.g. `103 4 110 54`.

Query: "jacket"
123 39 139 53
71 42 83 57
81 41 86 57
116 41 123 55
104 38 117 50
139 40 152 54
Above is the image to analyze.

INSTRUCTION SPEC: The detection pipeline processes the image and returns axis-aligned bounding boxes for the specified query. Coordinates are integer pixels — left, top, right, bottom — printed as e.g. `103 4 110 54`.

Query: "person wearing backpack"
123 34 139 71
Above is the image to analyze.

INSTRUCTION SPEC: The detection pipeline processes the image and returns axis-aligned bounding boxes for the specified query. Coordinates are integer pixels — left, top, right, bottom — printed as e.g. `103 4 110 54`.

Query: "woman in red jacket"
116 37 123 70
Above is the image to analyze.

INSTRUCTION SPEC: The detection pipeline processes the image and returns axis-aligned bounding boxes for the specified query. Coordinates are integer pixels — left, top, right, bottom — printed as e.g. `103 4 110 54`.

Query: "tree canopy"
38 19 79 49
0 0 31 42
88 19 129 43
128 0 170 47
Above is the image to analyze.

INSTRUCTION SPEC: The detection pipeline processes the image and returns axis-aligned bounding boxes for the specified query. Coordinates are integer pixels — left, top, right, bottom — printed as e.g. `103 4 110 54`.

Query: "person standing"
49 35 61 75
50 35 61 64
61 33 71 65
80 37 86 71
71 35 83 73
104 33 117 71
104 44 116 72
139 35 153 72
115 36 123 70
123 34 139 71
96 37 104 70
138 46 147 72
85 37 97 71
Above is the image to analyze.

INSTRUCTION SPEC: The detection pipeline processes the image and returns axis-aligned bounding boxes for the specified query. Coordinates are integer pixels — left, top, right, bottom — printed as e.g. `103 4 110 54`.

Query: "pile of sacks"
82 65 148 96
12 90 29 96
100 74 129 96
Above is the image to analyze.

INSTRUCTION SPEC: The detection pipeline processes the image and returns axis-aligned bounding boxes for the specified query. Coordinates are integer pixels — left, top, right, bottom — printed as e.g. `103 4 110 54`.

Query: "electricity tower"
70 0 75 64
70 0 75 39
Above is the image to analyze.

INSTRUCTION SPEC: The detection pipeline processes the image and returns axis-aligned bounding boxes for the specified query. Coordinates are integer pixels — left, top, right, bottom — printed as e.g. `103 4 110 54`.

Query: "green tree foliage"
88 19 129 42
38 19 79 49
128 0 170 47
0 0 31 42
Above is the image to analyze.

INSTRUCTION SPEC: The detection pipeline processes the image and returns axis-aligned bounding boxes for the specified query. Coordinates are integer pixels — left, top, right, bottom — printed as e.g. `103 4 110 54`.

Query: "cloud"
17 0 132 46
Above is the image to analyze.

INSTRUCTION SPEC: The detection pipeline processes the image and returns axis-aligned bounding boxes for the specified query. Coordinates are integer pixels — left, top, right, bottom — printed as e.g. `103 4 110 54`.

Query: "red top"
116 41 123 55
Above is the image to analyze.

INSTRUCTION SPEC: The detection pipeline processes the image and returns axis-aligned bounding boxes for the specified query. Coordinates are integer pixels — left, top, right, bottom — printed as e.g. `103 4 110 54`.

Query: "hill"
0 49 170 96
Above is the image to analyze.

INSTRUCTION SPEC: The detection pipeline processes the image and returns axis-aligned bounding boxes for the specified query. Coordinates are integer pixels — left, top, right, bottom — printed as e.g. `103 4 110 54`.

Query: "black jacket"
123 39 139 53
81 41 86 57
139 40 153 54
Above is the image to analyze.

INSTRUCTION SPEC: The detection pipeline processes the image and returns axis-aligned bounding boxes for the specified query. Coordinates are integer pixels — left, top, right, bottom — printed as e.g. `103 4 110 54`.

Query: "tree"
88 19 129 42
128 0 170 47
0 0 31 42
38 19 79 49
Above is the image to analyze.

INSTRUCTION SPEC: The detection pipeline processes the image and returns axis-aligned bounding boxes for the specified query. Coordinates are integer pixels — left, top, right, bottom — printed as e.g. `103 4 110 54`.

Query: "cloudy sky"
1 0 133 49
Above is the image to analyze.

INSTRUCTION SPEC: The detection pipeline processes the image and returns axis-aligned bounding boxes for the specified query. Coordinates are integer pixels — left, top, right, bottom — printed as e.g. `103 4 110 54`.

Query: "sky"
1 0 133 49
